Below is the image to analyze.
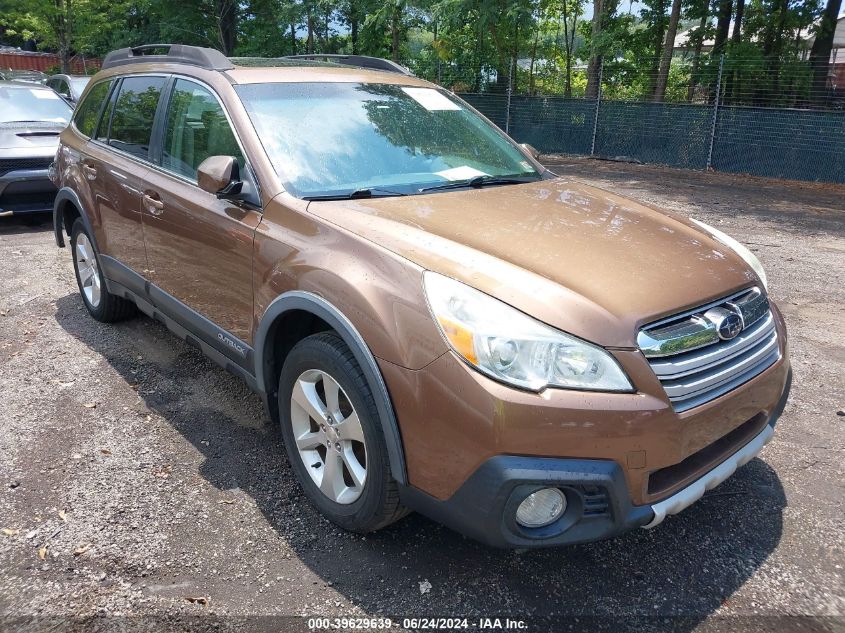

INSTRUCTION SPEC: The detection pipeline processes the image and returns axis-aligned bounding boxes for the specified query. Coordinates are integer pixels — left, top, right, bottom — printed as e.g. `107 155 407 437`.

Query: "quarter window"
72 80 111 138
96 82 118 142
160 79 243 180
108 76 166 159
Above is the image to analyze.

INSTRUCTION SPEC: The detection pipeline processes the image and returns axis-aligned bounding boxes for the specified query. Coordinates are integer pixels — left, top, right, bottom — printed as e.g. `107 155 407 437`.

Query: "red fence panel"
0 51 101 74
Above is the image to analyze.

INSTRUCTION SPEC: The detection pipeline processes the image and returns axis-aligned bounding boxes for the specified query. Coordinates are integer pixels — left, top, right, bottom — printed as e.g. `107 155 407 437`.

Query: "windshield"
0 86 72 124
235 82 541 198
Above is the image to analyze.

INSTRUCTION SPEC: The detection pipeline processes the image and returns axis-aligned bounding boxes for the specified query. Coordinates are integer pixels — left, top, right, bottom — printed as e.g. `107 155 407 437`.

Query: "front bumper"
399 369 791 548
0 167 56 215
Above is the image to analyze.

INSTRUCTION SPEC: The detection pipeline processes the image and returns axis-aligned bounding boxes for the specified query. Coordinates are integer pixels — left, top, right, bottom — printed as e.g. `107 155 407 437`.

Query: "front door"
141 77 261 356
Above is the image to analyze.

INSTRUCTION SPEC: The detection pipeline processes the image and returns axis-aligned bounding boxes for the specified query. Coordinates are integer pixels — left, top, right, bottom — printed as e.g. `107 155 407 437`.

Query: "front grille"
639 288 780 412
0 158 52 177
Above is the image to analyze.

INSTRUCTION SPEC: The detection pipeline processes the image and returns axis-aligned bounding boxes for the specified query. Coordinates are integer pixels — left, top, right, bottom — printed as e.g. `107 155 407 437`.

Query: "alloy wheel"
74 233 101 308
290 369 368 504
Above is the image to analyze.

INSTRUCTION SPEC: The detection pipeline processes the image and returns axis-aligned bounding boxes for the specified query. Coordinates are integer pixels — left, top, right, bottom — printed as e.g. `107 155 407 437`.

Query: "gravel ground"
0 157 843 633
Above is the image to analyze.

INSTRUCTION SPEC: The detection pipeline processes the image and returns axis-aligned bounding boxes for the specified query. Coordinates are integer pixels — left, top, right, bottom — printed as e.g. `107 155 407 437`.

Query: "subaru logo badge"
703 307 744 341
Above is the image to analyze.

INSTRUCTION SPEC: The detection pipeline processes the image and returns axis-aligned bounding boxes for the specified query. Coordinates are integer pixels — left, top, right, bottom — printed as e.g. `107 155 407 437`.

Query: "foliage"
0 0 835 106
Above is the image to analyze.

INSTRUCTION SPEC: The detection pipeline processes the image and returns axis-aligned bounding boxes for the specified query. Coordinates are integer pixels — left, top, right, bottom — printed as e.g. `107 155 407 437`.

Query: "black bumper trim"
399 457 654 549
399 367 791 549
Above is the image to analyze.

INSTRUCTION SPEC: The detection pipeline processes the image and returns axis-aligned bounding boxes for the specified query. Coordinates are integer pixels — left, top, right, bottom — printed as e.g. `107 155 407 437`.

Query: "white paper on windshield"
435 166 488 181
32 89 60 100
402 87 461 111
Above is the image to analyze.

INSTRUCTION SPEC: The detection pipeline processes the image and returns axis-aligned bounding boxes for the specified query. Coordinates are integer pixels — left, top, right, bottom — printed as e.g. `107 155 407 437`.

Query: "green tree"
808 0 841 101
0 0 125 71
653 0 682 100
559 0 585 96
584 0 625 97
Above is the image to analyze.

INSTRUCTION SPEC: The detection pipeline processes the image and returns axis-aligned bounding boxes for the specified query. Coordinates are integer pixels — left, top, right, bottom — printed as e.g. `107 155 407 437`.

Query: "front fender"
255 291 408 485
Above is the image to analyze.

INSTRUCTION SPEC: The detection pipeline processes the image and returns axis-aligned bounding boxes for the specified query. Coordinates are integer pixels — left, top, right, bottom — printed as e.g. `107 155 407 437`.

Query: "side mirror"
520 143 541 160
197 155 243 198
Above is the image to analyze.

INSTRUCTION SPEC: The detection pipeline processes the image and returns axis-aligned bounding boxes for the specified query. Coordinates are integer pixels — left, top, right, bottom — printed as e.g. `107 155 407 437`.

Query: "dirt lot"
0 158 843 632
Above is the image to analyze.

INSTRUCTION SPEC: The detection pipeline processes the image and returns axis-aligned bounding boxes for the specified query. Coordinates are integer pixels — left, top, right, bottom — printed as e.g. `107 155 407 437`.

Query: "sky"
582 1 647 20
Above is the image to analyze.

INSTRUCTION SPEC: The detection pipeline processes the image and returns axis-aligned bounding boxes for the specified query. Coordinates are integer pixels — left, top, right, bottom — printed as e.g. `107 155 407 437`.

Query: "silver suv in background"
0 80 71 217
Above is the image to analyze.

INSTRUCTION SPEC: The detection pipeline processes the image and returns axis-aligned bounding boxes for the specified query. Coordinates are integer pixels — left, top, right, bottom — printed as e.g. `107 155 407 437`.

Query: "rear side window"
160 79 244 180
73 80 111 137
108 76 166 159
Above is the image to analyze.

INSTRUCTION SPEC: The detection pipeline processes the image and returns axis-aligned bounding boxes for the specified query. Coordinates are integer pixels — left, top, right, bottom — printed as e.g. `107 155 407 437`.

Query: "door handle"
82 164 97 180
143 193 164 216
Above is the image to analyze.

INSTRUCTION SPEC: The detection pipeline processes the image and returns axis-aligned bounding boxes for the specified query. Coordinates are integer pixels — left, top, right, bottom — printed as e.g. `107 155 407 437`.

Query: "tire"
70 218 135 323
278 332 408 533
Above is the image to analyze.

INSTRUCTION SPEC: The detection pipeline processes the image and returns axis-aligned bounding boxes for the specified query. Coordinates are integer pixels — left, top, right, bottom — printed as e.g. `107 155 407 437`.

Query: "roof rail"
102 44 234 71
283 54 413 76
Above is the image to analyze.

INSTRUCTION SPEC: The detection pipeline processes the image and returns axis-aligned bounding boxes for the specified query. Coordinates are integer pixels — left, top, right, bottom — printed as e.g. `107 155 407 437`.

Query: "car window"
160 78 244 181
73 80 111 137
108 76 166 160
49 78 69 98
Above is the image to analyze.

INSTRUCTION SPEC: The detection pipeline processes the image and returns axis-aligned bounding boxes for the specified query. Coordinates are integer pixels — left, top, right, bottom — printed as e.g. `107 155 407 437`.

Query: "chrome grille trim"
660 332 777 398
639 288 780 413
638 287 769 358
649 312 774 379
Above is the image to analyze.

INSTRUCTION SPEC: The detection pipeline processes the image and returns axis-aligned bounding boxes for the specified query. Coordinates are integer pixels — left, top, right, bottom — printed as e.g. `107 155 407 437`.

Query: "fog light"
515 488 567 528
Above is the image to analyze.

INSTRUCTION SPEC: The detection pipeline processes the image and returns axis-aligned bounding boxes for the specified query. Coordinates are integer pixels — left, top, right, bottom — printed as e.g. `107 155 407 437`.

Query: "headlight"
423 272 633 392
690 218 767 290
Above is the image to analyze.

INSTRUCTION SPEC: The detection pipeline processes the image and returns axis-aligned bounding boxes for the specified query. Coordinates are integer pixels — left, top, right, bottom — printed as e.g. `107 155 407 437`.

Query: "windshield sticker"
435 166 488 181
32 90 60 100
402 87 461 111
520 161 532 170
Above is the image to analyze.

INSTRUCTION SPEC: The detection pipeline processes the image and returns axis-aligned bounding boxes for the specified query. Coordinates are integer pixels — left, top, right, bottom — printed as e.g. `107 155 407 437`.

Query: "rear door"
141 77 261 353
88 75 167 280
66 78 114 247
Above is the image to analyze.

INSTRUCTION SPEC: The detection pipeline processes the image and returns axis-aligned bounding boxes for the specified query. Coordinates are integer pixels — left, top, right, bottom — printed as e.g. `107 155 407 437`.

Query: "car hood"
306 178 759 348
0 121 64 153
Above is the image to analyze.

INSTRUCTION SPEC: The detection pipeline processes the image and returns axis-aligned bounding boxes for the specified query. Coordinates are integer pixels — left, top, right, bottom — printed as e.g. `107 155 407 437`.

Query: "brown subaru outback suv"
52 45 790 548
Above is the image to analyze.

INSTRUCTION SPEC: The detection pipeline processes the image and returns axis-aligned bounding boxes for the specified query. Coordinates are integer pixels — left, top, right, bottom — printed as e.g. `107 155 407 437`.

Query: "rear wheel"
70 219 135 322
278 332 407 532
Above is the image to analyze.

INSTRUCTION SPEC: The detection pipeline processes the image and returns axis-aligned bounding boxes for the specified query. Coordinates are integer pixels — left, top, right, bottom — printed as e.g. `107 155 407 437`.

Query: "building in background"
804 15 845 90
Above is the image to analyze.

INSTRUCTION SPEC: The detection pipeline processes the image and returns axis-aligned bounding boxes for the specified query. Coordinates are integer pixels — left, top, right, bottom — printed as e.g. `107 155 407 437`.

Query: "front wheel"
278 332 407 532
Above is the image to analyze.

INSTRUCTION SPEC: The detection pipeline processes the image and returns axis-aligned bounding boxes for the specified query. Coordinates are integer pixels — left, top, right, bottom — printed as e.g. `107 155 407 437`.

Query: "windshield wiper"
417 175 538 193
303 187 408 201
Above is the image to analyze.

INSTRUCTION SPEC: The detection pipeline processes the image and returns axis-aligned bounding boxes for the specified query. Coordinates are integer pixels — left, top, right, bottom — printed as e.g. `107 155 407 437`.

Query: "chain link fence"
405 54 845 185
